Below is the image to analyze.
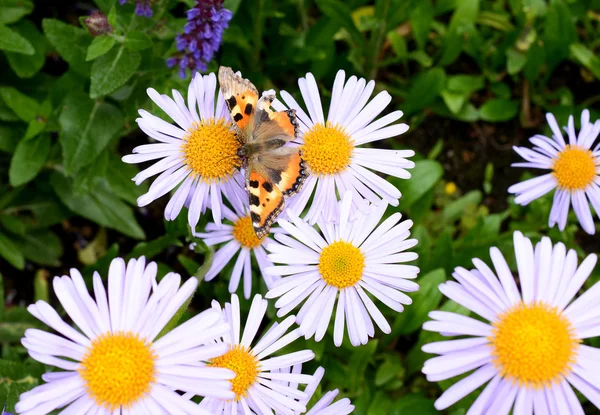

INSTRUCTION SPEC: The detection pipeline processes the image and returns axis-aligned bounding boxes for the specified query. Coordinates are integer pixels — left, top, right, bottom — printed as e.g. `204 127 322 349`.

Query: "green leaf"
440 90 465 114
125 30 152 51
543 1 576 71
440 0 479 66
0 87 39 122
0 232 24 270
523 41 545 81
5 20 46 78
104 153 148 204
410 0 433 50
156 276 199 339
86 35 116 61
59 90 124 174
127 235 182 261
393 160 443 209
316 0 366 50
14 230 63 267
479 99 519 122
51 172 145 239
446 74 484 94
0 0 33 24
107 4 117 26
387 31 407 59
506 48 527 75
0 359 43 412
90 45 141 98
0 125 20 153
348 340 378 391
391 394 437 415
33 269 50 302
42 18 92 75
8 134 51 187
374 353 403 386
0 24 33 54
224 0 242 14
403 68 446 114
570 43 600 80
392 268 446 335
442 190 483 222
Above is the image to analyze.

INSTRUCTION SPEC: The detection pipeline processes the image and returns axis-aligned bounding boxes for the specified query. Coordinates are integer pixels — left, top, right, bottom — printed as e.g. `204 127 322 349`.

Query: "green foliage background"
1 0 600 413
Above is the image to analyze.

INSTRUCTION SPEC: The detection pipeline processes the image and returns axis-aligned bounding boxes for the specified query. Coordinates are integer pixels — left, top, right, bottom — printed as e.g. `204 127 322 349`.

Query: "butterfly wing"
218 66 259 133
246 109 309 236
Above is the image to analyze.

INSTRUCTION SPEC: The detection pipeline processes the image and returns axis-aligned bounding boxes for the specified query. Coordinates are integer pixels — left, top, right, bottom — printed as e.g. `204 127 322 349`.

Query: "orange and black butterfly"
218 66 309 238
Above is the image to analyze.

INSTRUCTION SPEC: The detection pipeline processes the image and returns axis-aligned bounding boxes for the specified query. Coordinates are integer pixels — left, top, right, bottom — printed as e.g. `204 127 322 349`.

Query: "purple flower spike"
167 0 233 78
119 0 153 18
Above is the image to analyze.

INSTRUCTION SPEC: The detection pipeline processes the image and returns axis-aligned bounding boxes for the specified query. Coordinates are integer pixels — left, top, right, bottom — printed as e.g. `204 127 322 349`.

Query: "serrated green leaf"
392 160 443 209
59 90 124 174
42 18 92 75
90 45 141 98
0 0 33 24
479 98 519 122
0 24 33 54
51 172 145 239
5 20 46 78
125 30 152 50
0 87 39 122
8 133 51 187
86 34 116 61
0 232 24 270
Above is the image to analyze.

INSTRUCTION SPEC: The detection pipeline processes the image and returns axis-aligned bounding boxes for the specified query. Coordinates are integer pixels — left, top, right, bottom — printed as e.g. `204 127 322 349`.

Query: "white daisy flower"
508 109 600 234
193 204 280 299
265 192 420 347
122 71 247 230
296 366 354 415
199 294 316 414
422 231 600 414
16 256 235 415
271 70 415 224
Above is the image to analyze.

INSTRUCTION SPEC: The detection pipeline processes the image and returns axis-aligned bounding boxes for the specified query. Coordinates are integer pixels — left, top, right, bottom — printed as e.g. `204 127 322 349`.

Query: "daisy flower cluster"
14 259 354 414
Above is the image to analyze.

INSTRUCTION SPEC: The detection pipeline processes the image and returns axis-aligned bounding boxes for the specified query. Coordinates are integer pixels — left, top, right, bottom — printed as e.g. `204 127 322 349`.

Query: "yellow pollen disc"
490 302 579 388
301 123 354 175
183 118 240 182
319 241 365 289
79 332 156 410
210 345 260 400
233 215 264 249
552 145 597 190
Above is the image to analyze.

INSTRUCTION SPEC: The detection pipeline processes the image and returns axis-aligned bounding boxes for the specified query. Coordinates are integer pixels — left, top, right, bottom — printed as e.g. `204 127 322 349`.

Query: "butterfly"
218 66 309 238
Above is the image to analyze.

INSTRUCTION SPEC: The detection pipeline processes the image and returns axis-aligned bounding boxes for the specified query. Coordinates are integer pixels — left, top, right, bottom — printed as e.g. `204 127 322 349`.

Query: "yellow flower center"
319 241 365 289
552 145 597 190
233 215 264 249
300 123 354 175
490 302 579 388
183 118 240 182
79 332 156 410
210 345 260 400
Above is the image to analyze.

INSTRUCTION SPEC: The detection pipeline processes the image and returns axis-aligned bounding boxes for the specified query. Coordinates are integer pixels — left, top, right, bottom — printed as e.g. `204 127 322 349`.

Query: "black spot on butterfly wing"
233 113 243 122
249 194 260 206
249 180 259 188
251 212 261 223
226 96 237 111
245 103 253 115
262 182 273 192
